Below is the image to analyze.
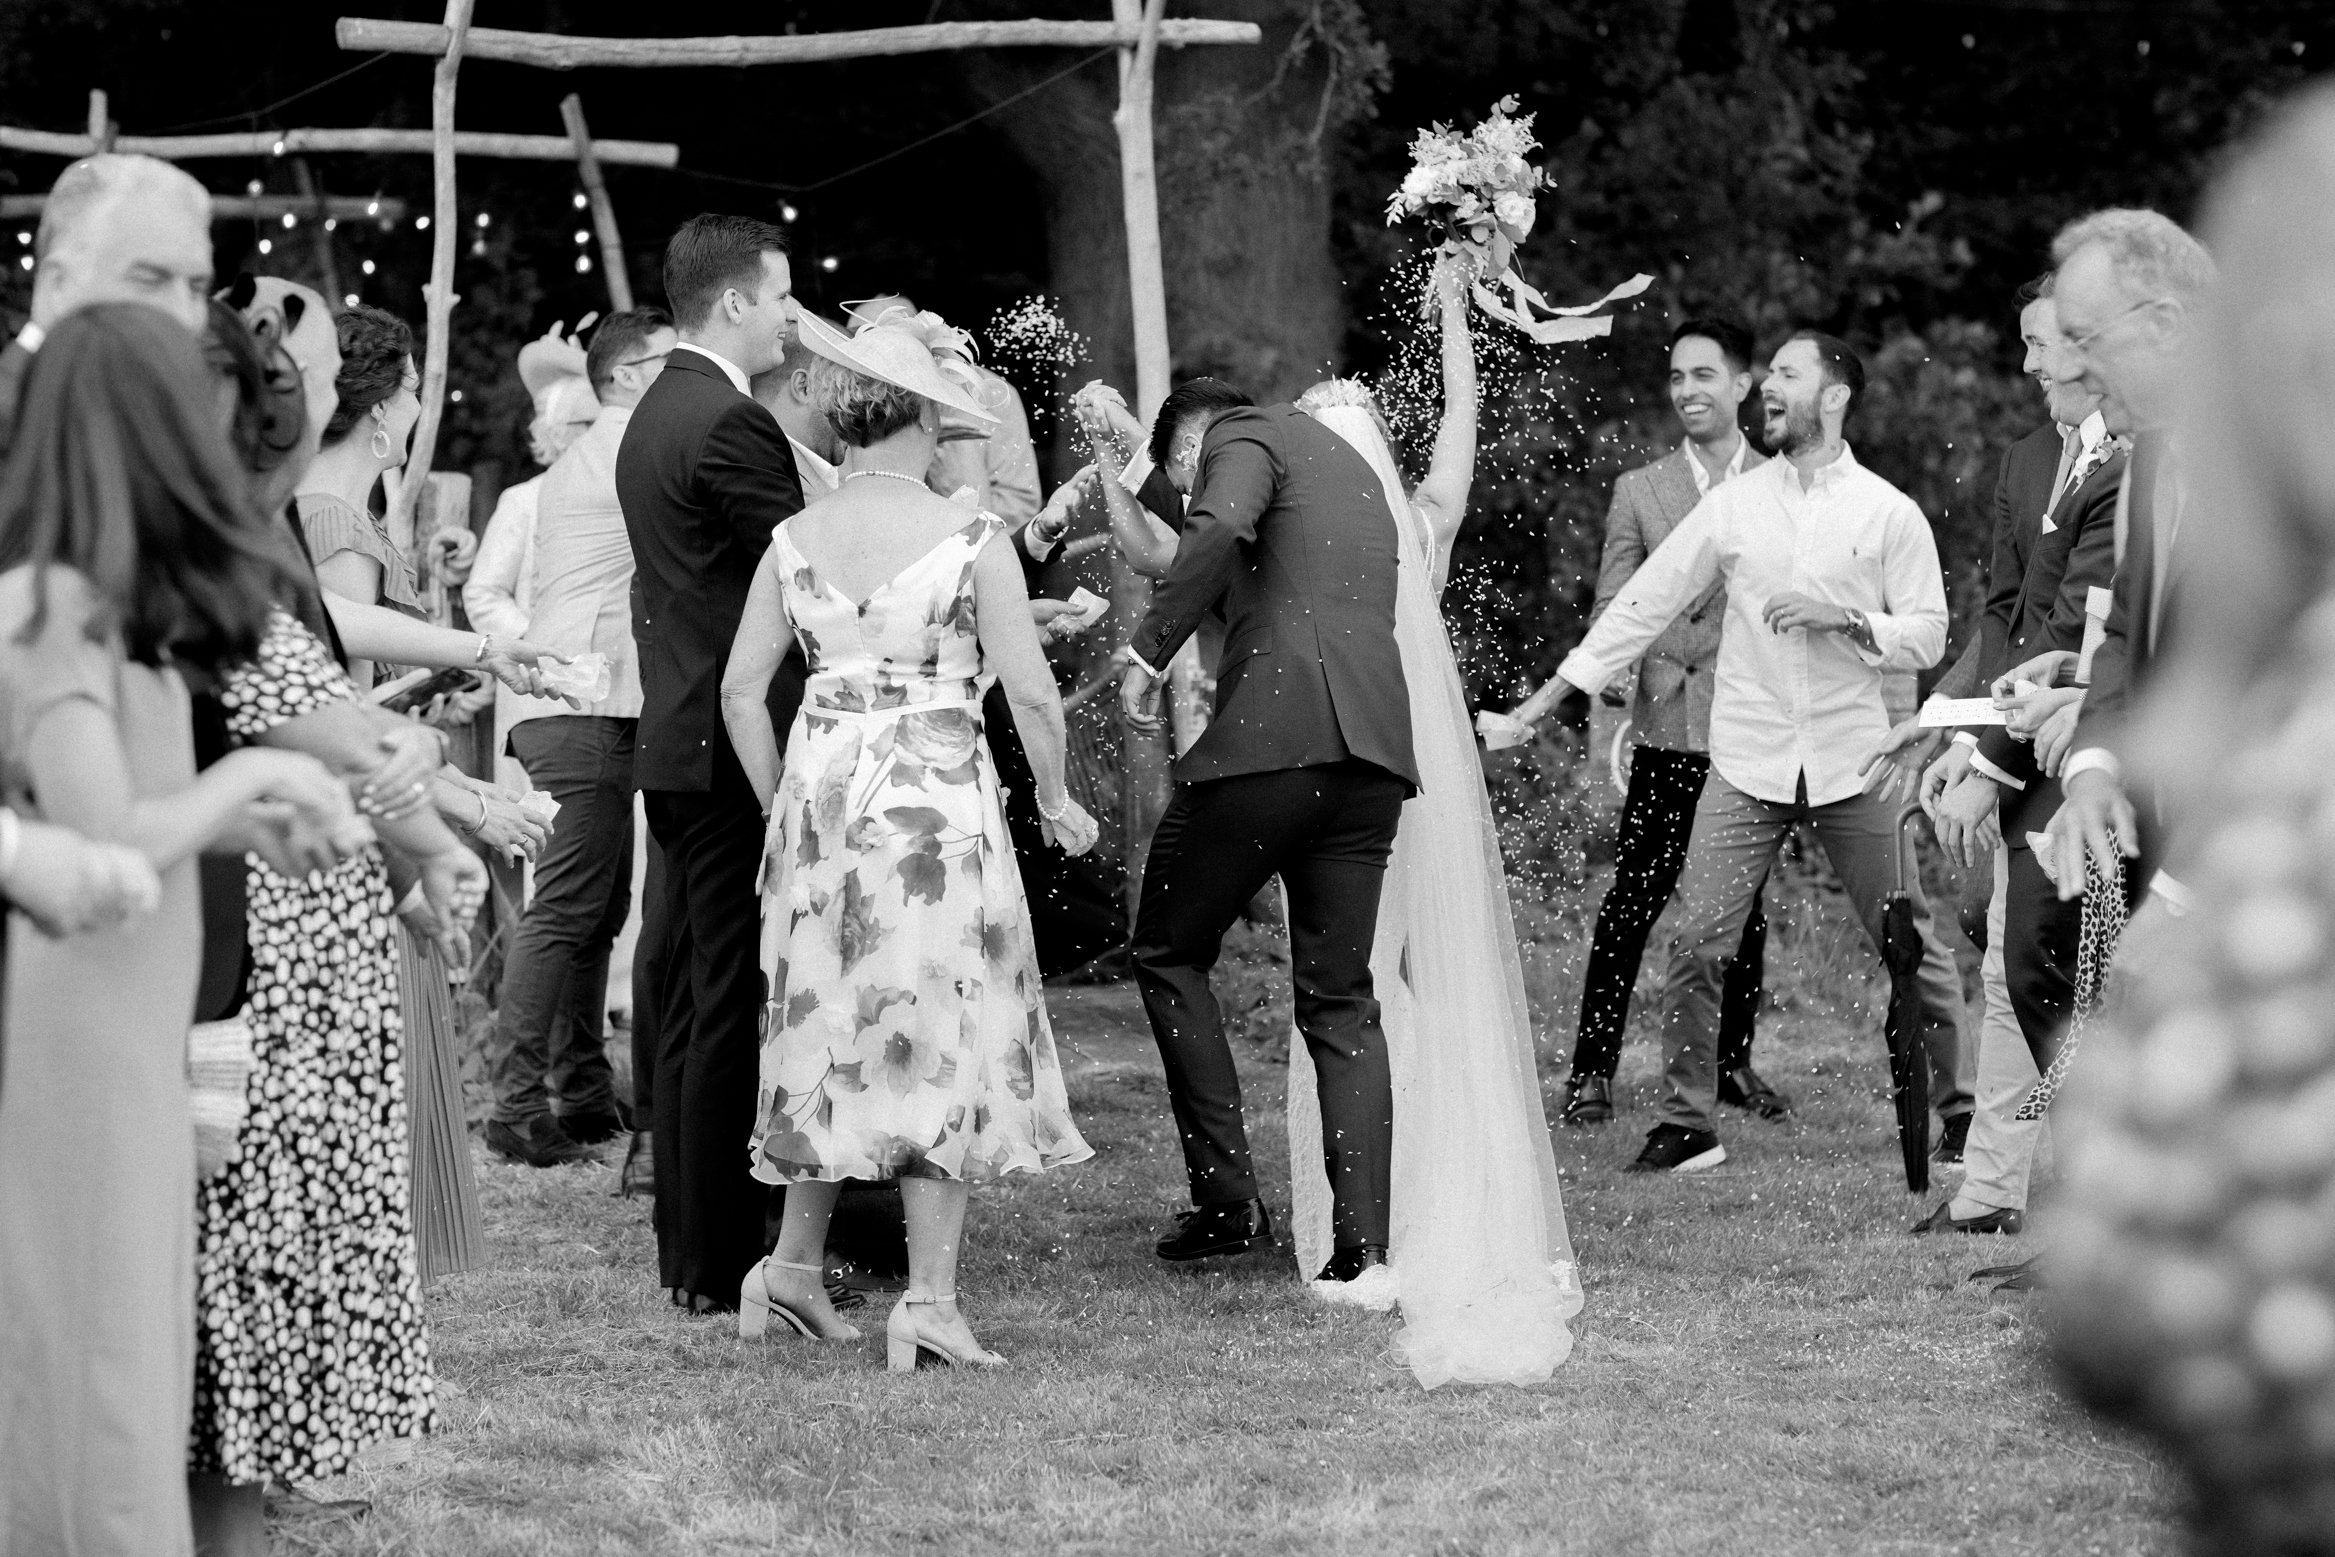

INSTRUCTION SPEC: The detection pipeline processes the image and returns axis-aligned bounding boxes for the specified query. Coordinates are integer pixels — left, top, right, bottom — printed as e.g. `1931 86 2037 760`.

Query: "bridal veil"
1286 400 1582 1388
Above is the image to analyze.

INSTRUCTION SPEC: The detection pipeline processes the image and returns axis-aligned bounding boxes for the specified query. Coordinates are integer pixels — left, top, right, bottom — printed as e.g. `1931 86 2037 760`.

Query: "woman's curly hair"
322 304 414 447
810 356 926 448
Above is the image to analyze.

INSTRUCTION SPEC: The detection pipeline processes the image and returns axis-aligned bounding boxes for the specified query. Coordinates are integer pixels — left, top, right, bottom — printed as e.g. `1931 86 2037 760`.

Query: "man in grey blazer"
1561 318 1780 1127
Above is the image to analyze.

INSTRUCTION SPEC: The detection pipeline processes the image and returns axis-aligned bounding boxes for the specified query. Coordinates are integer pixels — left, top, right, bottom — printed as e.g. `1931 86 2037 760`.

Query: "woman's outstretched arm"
1410 256 1478 562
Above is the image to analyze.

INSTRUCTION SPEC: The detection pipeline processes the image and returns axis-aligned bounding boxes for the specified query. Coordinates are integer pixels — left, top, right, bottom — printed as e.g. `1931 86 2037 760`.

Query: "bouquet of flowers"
1386 96 1648 343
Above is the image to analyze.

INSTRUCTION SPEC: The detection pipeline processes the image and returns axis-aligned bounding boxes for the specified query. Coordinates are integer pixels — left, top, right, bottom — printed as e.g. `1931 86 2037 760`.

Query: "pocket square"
2040 515 2059 533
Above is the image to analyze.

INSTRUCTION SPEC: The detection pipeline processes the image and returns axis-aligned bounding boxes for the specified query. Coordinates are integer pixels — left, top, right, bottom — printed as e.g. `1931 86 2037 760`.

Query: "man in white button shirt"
1489 331 1965 1173
485 306 677 1169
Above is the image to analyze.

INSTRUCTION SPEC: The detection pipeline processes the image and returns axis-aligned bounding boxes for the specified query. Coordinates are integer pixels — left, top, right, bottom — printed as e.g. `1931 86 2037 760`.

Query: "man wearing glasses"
484 306 677 1168
2037 211 2217 919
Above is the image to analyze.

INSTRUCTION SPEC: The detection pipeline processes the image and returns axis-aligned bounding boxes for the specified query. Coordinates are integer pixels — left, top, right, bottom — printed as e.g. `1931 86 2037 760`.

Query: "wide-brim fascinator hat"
797 309 1002 428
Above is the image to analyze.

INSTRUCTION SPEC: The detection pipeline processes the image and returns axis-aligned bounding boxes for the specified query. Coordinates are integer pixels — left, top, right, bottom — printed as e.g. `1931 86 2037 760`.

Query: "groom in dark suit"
617 214 805 1313
1119 379 1419 1286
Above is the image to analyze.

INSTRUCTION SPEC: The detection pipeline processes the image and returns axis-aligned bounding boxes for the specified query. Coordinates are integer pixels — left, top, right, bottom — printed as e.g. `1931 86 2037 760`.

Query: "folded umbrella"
1879 803 1930 1194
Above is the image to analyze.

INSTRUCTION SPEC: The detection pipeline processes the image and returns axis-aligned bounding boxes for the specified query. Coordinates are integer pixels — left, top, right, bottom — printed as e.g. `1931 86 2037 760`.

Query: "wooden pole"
291 159 344 304
0 124 677 167
1110 0 1175 909
559 94 633 312
392 0 473 544
335 16 1261 68
0 193 408 222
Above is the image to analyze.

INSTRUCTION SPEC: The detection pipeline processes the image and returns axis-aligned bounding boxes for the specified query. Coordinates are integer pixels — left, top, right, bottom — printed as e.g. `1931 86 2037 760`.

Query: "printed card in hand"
1063 587 1109 629
1476 711 1532 750
1918 697 2011 728
536 652 611 702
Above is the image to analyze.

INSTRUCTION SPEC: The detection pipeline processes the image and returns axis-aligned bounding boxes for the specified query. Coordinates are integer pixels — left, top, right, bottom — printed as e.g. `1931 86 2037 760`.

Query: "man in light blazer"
1560 317 1779 1127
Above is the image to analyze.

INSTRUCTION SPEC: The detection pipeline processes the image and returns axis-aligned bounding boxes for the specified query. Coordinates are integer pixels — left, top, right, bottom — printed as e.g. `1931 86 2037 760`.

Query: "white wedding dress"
1286 403 1583 1388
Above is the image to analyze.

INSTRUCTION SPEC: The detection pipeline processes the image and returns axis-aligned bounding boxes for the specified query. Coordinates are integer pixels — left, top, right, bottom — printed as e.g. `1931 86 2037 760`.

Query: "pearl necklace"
844 469 927 488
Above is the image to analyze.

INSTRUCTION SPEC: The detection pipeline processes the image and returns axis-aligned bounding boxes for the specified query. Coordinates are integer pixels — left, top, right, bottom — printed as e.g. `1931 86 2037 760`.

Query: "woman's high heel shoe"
885 1291 1007 1372
739 1257 862 1342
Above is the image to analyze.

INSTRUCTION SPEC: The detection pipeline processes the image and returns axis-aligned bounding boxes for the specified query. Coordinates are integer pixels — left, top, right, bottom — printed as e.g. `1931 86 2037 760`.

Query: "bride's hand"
1475 710 1533 752
1040 796 1099 857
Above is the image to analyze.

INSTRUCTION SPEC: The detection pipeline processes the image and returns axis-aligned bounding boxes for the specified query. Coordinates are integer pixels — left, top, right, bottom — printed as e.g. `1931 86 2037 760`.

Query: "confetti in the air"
985 295 1091 428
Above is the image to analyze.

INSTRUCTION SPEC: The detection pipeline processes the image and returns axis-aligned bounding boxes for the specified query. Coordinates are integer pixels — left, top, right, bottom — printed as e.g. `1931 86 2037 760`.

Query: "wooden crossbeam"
334 16 1263 67
0 192 408 222
0 124 677 167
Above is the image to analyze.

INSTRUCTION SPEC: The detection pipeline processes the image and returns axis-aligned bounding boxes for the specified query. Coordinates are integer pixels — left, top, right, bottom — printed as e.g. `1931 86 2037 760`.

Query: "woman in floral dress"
720 313 1096 1371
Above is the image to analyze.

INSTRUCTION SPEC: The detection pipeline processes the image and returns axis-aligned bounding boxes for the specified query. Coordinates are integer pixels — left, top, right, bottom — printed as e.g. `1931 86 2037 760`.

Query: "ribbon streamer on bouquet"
1462 256 1653 344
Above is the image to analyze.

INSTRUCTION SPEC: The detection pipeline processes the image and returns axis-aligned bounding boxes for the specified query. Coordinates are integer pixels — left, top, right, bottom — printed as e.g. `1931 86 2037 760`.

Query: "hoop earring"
370 416 393 461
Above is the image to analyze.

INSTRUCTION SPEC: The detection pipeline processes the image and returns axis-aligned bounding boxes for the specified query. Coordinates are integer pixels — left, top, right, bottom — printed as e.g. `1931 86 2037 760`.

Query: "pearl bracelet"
1035 790 1071 823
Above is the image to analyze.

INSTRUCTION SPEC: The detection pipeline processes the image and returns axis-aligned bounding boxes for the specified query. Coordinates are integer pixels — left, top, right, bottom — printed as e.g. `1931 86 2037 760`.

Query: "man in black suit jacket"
616 214 805 1313
1906 280 2125 1235
2041 210 2217 907
1118 380 1419 1284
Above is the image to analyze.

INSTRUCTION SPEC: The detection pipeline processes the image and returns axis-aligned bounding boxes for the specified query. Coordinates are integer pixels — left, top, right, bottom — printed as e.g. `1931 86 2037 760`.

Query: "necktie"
2047 426 2082 512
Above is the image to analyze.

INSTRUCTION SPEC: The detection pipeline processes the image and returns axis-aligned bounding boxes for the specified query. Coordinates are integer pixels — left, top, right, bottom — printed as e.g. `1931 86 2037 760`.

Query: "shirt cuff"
1118 449 1156 495
2061 747 2121 785
1967 750 2025 791
1952 732 1979 749
1554 647 1613 697
1127 649 1164 680
1021 525 1059 563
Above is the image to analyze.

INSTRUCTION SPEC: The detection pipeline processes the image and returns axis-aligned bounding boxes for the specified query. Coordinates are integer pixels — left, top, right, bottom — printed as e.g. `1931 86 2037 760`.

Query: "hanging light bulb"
361 259 376 276
415 215 431 231
324 217 337 232
576 255 593 274
449 389 464 403
14 231 29 246
819 255 839 273
779 203 798 223
470 238 487 258
270 139 286 157
574 229 590 246
245 179 263 197
280 212 297 230
572 192 588 211
343 293 359 308
367 199 381 217
17 255 31 273
257 238 272 255
474 211 490 229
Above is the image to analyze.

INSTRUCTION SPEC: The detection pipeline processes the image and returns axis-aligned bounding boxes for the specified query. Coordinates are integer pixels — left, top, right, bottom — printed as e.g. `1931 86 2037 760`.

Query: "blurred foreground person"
0 306 357 1557
2051 95 2335 1557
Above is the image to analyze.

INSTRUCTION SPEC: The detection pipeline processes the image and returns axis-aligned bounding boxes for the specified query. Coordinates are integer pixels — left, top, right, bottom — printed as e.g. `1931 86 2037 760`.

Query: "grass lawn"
288 867 2181 1557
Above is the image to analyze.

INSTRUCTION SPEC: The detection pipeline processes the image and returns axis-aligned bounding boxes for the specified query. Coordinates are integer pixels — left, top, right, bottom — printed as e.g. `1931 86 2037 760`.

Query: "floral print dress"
190 611 433 1484
748 513 1092 1185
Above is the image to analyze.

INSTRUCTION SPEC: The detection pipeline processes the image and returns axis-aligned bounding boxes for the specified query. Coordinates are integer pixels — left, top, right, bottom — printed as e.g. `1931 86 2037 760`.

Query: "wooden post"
559 94 634 312
392 0 474 544
87 90 114 153
0 124 678 166
335 15 1261 67
291 159 344 304
1109 0 1174 910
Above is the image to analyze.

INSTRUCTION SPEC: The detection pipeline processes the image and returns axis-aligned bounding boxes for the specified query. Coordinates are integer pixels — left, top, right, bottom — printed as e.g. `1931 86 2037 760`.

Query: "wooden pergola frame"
339 2 1258 877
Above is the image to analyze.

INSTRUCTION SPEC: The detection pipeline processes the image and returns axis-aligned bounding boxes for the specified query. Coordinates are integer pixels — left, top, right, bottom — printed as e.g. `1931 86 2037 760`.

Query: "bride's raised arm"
1409 256 1478 567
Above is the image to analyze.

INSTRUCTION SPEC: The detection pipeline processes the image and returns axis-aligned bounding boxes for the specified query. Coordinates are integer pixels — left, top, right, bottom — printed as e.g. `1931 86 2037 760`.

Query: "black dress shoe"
1155 1197 1272 1261
485 1115 594 1168
1970 1255 2044 1290
1933 1112 1972 1165
1560 1074 1614 1127
1624 1123 1727 1174
1314 1244 1388 1283
559 1107 629 1146
1909 1200 2024 1236
1717 1065 1792 1119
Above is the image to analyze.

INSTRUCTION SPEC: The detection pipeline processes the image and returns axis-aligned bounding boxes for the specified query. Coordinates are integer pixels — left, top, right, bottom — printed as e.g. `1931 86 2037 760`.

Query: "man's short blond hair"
35 153 210 260
2050 207 2217 310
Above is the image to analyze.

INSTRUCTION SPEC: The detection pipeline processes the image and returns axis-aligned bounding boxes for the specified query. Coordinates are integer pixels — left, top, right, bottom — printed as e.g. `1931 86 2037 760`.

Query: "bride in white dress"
1285 261 1581 1389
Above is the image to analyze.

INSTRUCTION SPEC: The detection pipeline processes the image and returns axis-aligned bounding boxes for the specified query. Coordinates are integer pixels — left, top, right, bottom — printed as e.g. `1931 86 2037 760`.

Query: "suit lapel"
1649 448 1702 527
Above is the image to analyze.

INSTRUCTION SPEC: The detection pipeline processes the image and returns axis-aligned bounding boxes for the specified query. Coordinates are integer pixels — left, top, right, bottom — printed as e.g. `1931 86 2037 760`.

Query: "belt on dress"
802 693 985 723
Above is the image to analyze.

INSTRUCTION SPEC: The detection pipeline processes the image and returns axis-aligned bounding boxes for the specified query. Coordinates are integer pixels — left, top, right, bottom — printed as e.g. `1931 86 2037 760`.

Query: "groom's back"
1174 404 1416 791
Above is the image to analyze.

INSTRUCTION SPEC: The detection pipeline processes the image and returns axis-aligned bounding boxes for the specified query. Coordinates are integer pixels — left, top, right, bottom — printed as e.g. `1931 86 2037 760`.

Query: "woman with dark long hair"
0 303 364 1557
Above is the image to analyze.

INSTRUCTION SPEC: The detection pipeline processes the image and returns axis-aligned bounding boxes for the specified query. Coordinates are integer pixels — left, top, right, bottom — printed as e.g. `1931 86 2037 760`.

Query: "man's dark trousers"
641 761 768 1303
488 715 636 1127
1132 758 1407 1252
1571 745 1766 1080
